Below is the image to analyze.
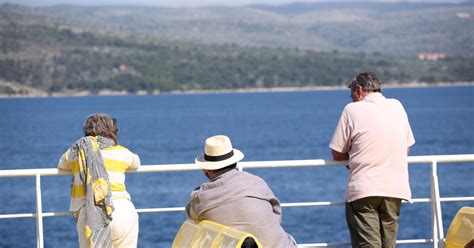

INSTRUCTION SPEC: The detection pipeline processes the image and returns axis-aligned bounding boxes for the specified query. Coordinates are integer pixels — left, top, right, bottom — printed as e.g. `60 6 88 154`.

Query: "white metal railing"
1 154 474 248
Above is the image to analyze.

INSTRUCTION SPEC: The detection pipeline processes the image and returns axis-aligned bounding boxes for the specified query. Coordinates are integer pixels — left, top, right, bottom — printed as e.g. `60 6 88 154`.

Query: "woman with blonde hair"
58 113 140 248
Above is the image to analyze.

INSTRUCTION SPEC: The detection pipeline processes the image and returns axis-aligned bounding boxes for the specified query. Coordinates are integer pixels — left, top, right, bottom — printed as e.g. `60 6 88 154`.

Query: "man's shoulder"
239 171 266 183
382 98 407 113
239 172 274 193
342 101 365 115
196 170 269 192
388 98 404 107
344 96 403 111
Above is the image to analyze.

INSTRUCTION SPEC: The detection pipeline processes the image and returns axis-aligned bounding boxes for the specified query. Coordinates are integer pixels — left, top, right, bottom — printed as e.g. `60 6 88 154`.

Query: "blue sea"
0 86 473 247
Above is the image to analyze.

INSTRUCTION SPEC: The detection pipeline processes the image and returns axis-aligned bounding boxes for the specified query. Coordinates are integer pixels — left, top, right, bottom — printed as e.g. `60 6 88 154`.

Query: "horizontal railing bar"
137 207 186 213
298 239 434 247
396 239 434 244
0 211 73 219
241 154 474 168
439 196 474 202
130 163 201 173
282 201 345 207
2 196 472 220
0 213 37 219
42 212 71 217
407 154 474 163
280 196 474 208
298 242 352 247
1 154 473 178
0 168 62 178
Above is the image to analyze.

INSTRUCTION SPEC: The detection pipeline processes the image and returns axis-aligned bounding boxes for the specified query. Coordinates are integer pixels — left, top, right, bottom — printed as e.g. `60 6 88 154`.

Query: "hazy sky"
1 0 466 7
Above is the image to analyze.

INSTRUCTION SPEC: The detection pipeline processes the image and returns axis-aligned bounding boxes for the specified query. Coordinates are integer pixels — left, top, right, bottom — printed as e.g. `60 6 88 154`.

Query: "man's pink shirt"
330 92 415 202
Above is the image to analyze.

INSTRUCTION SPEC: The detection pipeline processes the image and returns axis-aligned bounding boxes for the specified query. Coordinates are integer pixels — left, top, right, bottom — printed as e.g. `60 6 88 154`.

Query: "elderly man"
330 72 415 247
186 135 298 248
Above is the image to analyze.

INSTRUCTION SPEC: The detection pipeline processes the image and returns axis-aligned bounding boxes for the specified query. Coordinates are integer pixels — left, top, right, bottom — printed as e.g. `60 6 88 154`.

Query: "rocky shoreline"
1 81 473 99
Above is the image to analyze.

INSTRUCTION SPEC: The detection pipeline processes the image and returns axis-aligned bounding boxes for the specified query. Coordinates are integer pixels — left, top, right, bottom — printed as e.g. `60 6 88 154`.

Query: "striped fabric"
58 141 140 213
75 136 114 248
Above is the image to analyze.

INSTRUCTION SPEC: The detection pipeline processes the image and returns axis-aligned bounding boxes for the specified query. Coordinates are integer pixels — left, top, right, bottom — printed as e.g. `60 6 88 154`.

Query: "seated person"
185 135 298 248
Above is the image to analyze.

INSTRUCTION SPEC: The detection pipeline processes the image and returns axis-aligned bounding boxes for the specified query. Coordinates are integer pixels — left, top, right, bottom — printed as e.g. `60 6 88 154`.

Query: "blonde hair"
83 113 119 144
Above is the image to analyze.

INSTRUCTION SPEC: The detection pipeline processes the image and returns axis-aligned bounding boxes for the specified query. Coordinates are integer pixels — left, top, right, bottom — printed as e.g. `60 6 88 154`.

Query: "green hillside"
0 3 473 96
44 2 474 57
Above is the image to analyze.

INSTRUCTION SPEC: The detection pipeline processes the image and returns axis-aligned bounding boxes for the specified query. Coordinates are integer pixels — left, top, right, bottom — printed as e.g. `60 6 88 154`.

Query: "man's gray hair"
347 72 382 93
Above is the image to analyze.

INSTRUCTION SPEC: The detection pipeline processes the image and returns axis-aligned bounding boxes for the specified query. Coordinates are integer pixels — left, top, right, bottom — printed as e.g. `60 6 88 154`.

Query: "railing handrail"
3 196 474 219
1 154 474 177
1 154 473 248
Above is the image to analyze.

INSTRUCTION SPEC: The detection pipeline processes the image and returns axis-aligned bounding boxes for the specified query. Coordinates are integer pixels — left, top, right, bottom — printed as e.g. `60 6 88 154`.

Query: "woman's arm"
57 149 72 173
128 153 141 171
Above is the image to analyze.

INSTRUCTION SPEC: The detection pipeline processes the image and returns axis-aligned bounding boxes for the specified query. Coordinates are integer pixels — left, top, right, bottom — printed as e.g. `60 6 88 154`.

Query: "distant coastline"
1 81 473 99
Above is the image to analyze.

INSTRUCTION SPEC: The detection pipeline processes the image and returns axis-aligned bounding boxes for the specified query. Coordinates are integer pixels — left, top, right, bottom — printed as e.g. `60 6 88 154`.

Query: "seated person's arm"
185 203 197 220
185 189 201 220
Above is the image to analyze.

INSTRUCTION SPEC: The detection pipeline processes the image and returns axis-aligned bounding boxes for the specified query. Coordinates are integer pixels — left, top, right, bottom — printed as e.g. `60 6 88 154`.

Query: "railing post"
36 174 44 248
431 161 444 248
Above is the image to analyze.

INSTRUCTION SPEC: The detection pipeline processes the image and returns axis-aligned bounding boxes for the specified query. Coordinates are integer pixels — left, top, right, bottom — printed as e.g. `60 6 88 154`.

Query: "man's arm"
331 149 349 161
329 110 351 162
185 203 197 220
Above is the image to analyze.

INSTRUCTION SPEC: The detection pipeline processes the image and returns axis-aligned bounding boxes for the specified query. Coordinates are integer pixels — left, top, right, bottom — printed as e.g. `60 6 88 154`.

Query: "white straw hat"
195 135 244 170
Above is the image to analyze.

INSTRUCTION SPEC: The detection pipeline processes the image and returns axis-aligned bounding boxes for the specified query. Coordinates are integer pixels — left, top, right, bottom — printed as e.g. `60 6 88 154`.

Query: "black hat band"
204 150 234 162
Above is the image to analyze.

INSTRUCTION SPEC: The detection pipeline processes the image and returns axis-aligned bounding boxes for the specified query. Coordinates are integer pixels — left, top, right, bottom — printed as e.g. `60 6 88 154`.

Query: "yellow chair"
445 206 474 248
172 219 262 248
